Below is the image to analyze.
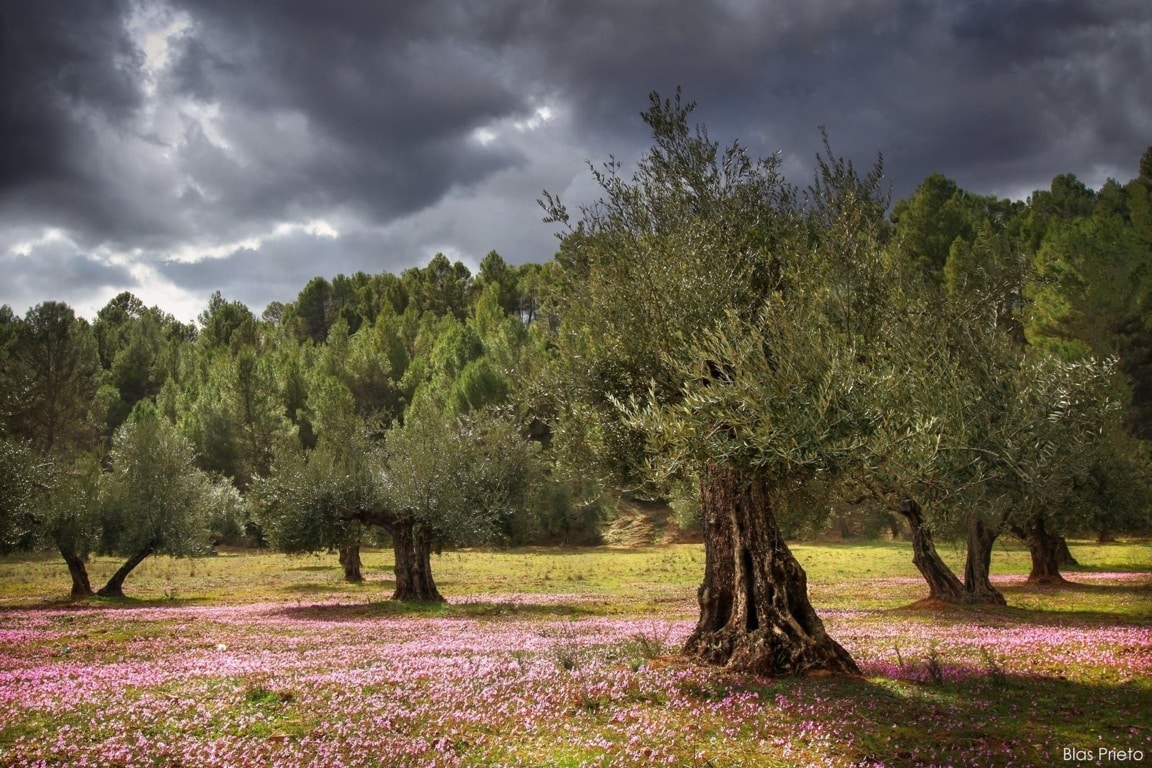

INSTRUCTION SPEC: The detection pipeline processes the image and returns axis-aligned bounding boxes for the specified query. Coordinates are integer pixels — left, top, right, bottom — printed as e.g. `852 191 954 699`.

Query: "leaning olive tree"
543 92 906 675
854 283 1022 606
43 454 104 598
97 407 216 597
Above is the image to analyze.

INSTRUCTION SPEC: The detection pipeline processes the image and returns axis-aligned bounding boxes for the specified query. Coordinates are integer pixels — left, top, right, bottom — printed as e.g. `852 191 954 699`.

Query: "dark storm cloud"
0 0 141 186
478 0 1151 195
0 0 148 232
162 0 531 223
1 0 1149 318
870 0 1152 194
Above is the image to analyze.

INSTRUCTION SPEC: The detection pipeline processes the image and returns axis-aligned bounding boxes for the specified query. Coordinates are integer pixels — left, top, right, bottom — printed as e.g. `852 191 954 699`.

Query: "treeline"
0 252 591 598
1 94 1151 608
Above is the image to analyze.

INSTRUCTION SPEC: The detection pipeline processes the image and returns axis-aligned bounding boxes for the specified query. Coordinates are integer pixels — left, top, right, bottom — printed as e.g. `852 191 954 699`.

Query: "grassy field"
1 539 1149 767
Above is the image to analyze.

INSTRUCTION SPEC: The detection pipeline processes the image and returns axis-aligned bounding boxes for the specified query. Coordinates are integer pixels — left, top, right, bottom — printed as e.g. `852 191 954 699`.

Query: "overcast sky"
2 1 1150 323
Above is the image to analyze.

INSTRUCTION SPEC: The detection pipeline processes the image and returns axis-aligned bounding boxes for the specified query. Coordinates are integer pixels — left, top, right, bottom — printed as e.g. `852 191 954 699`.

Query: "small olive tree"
375 404 541 601
97 408 215 597
44 454 104 598
987 356 1149 583
255 424 377 583
257 404 542 601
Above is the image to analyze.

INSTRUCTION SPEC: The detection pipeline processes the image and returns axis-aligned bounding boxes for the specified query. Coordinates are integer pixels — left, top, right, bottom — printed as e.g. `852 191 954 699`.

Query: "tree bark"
390 519 442 602
684 464 859 677
338 544 364 583
1055 535 1078 567
895 498 968 603
1012 517 1068 584
963 518 1006 605
60 546 93 599
97 543 155 598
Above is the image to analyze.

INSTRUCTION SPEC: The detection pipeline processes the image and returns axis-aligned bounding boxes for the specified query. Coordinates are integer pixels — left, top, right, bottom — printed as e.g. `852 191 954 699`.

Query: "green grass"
3 537 1150 615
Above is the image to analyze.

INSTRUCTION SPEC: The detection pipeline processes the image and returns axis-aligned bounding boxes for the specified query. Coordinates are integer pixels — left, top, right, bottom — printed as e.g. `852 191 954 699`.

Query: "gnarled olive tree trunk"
963 518 1006 605
896 498 968 603
1012 517 1068 584
1056 535 1078 567
390 519 442 602
60 546 93 599
348 507 443 602
97 542 156 598
684 465 859 676
339 544 364 583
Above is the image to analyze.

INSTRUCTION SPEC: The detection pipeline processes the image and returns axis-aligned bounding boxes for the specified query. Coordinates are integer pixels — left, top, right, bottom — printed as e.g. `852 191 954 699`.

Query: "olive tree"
543 92 906 675
867 287 1150 602
991 356 1149 583
97 408 215 597
257 403 542 601
374 404 541 601
44 454 104 598
254 419 377 583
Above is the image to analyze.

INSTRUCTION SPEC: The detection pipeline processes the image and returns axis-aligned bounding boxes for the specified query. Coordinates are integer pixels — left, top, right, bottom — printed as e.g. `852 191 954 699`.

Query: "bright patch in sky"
470 105 557 147
8 229 73 258
163 219 341 266
515 106 555 133
181 101 234 154
304 220 340 239
122 262 207 324
471 126 499 147
129 5 192 79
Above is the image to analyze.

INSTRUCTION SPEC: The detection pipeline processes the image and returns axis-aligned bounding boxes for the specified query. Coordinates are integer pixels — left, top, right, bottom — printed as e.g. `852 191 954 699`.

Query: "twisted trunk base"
391 520 442 602
339 544 364 583
897 498 968 604
97 544 155 598
963 518 1006 605
684 465 859 677
60 546 93 599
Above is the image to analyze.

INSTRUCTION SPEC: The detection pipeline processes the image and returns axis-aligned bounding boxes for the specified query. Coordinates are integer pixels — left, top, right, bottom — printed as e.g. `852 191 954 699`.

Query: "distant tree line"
0 251 586 598
1 92 1150 675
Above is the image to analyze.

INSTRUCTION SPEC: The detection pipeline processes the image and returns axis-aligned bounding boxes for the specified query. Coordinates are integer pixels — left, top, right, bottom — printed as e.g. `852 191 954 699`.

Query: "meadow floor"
0 540 1150 767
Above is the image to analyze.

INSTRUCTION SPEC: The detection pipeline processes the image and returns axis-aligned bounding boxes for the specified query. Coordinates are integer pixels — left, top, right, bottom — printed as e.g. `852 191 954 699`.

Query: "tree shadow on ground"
999 579 1152 596
1066 563 1152 574
753 667 1152 767
269 599 601 622
280 583 367 594
890 596 1152 628
0 594 214 613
